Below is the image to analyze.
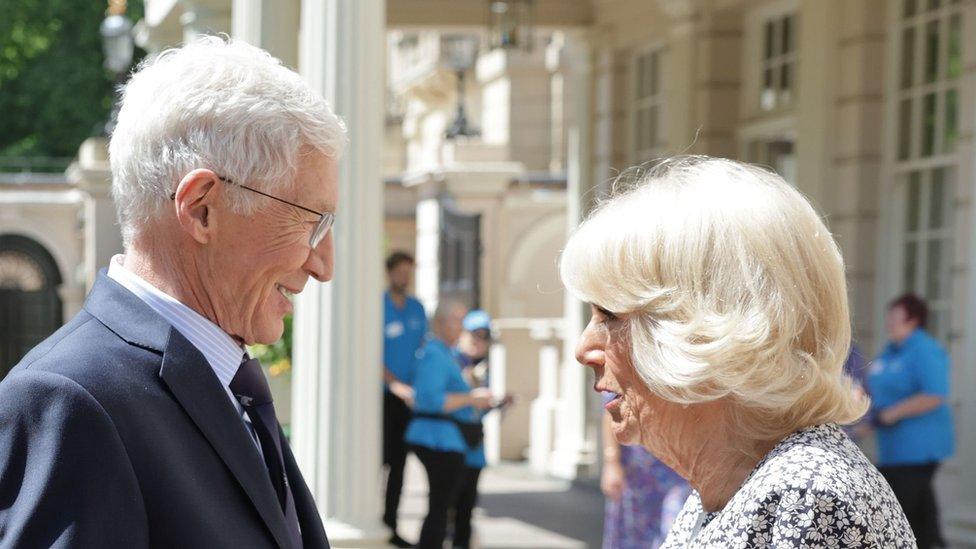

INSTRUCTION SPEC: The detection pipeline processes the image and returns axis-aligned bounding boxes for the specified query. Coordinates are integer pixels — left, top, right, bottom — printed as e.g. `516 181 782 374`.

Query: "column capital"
66 138 111 195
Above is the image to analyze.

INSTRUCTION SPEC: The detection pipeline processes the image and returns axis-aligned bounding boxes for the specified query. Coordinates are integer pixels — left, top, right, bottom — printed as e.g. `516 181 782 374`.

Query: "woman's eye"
596 306 618 322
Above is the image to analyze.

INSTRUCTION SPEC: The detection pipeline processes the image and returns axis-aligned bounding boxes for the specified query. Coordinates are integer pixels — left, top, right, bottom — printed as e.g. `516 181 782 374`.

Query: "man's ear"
172 169 222 244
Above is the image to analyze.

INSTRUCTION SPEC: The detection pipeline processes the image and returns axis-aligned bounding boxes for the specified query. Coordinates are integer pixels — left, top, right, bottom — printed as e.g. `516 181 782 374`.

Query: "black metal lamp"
443 35 480 140
99 0 134 135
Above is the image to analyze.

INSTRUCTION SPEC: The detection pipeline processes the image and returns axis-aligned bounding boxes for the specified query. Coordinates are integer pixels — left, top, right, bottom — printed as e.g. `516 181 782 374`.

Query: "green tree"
0 0 144 161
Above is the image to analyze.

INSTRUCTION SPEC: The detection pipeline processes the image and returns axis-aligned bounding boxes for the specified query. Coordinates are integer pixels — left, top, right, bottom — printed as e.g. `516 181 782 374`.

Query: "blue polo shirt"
405 338 478 455
867 329 955 466
453 347 487 469
383 291 427 387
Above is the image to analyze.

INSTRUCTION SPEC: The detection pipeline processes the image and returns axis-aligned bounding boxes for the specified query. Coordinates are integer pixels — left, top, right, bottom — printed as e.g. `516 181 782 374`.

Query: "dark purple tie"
231 356 303 548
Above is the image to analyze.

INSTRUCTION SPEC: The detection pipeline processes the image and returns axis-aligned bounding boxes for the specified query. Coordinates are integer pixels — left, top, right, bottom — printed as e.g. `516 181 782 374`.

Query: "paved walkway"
396 457 605 548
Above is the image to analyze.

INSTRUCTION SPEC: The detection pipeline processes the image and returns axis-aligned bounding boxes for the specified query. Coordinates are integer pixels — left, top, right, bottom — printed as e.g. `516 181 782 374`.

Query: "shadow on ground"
476 482 605 548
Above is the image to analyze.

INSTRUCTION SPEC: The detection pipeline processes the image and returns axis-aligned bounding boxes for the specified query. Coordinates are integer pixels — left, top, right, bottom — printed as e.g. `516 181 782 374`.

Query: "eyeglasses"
169 176 335 249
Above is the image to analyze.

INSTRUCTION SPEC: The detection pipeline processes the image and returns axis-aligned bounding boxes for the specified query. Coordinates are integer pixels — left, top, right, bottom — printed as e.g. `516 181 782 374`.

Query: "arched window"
0 234 63 379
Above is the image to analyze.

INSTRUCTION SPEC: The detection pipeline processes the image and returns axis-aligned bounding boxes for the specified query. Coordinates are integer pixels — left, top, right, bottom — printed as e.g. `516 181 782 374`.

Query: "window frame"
628 43 666 164
881 0 964 345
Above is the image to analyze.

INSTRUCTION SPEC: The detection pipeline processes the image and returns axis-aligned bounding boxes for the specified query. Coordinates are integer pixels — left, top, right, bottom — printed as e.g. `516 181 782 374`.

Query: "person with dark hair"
381 251 427 547
867 293 955 548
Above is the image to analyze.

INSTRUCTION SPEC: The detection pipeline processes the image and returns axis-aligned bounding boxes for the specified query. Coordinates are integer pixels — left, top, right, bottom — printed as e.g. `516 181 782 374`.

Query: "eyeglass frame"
169 175 335 249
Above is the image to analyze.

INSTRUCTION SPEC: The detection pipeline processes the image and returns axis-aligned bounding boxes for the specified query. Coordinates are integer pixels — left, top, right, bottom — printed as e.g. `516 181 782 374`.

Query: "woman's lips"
602 391 622 410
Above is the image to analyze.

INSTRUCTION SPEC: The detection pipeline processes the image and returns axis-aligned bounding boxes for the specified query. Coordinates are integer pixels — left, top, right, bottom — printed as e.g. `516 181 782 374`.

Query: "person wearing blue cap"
448 309 498 549
381 251 428 547
406 301 494 549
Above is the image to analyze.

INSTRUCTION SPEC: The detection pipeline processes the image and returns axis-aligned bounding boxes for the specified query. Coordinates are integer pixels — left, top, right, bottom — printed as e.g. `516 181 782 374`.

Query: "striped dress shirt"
107 255 261 449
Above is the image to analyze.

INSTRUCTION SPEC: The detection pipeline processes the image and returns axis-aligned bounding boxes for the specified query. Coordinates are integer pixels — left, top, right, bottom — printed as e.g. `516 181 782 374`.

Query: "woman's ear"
172 169 222 244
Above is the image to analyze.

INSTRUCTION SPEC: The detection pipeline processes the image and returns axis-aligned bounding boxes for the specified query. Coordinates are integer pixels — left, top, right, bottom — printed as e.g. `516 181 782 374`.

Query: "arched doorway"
0 234 63 379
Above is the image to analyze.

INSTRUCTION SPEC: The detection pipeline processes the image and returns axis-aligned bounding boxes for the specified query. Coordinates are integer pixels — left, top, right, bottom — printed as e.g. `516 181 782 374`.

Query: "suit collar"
84 271 293 548
83 270 172 354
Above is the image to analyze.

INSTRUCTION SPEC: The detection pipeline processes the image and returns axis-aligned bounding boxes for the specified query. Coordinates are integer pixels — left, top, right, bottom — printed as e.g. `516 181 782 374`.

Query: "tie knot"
230 356 274 407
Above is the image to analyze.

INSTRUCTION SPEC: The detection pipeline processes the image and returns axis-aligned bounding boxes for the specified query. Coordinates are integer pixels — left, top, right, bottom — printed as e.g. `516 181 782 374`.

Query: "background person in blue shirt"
381 251 428 547
867 293 954 549
406 301 493 549
449 309 502 549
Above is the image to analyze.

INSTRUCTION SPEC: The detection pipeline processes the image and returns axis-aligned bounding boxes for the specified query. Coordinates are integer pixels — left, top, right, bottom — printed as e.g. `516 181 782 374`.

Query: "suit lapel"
159 330 292 549
280 426 330 548
84 272 292 548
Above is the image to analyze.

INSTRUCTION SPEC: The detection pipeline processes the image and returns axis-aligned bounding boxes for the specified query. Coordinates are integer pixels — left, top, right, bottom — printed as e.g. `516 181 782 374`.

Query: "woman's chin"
611 421 641 446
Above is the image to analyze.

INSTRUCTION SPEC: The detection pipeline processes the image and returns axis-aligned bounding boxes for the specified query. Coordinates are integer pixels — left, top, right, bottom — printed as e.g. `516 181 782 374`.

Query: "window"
892 0 962 342
632 48 663 162
749 138 796 185
760 13 797 111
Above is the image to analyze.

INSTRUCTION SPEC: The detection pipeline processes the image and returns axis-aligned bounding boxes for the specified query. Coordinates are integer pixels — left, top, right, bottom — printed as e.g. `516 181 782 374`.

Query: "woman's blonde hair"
561 156 868 442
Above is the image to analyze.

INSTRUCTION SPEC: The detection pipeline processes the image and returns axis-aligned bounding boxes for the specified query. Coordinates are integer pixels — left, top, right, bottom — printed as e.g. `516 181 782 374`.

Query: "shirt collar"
107 255 245 389
889 328 924 352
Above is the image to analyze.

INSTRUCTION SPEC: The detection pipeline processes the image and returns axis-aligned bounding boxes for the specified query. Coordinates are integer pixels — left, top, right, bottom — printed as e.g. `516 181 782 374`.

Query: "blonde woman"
562 157 915 547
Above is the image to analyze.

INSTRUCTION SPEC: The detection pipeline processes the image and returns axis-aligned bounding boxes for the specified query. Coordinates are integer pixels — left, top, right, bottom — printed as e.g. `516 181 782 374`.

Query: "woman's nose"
575 320 605 369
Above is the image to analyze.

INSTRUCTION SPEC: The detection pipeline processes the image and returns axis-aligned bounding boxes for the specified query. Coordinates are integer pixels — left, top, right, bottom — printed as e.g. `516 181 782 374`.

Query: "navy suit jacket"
0 272 329 548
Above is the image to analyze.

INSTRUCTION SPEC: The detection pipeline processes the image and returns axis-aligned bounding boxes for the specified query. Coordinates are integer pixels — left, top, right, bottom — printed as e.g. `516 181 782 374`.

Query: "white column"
528 325 561 475
291 0 387 546
232 0 300 67
484 342 507 465
67 137 123 290
414 197 441 313
551 33 595 480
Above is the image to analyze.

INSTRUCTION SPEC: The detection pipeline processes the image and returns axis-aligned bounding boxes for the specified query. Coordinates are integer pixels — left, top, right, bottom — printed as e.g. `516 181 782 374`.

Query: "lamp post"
443 35 480 140
100 0 134 136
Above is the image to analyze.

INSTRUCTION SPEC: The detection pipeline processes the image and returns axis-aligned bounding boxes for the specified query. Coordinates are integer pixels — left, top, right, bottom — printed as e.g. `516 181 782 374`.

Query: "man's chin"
249 321 285 346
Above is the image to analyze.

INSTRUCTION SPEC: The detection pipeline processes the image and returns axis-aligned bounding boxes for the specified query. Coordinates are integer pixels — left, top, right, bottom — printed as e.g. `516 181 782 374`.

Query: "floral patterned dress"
602 443 690 549
662 424 915 548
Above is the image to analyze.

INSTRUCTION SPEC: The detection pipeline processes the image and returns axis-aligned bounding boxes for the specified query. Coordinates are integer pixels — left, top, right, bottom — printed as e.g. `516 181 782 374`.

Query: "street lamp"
99 0 134 135
443 36 480 140
486 0 534 52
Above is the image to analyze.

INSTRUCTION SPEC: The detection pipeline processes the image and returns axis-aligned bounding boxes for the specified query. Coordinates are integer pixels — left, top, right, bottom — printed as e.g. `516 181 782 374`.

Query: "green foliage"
0 0 145 159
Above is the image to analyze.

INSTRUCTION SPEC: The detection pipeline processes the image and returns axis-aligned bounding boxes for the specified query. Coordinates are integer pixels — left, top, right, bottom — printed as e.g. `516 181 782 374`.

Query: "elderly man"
0 38 344 548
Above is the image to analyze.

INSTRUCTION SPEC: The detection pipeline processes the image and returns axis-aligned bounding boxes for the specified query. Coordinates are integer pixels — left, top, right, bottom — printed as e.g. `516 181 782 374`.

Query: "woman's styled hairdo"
560 156 868 442
109 36 347 246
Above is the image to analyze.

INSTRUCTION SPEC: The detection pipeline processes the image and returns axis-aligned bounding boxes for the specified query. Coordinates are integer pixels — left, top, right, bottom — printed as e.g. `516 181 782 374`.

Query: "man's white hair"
561 156 868 442
109 36 347 246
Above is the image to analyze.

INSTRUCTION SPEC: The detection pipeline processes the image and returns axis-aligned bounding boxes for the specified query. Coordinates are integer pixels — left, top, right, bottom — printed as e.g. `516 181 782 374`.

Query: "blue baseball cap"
462 310 492 333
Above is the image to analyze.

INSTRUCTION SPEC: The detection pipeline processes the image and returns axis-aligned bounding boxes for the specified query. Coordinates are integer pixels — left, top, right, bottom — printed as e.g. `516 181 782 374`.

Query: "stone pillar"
66 137 123 290
231 0 300 67
551 32 595 480
659 0 700 154
546 34 568 174
291 0 387 546
528 322 562 474
944 0 976 541
484 342 507 465
794 0 834 212
413 197 441 313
